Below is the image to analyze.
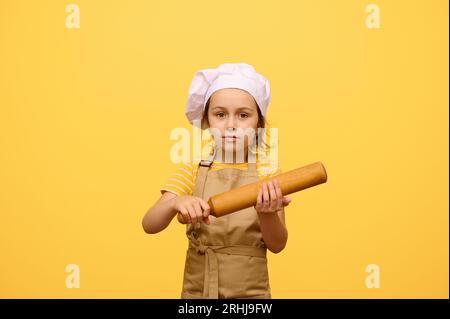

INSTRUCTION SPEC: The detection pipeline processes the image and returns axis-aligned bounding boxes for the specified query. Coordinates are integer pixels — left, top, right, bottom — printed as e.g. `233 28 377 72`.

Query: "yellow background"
0 0 448 298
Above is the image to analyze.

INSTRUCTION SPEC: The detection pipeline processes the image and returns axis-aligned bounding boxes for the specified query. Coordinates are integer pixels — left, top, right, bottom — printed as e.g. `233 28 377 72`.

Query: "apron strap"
188 146 217 229
193 145 217 198
188 233 266 299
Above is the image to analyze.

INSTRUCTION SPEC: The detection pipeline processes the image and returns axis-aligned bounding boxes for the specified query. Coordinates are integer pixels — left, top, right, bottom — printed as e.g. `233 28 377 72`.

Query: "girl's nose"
226 118 236 130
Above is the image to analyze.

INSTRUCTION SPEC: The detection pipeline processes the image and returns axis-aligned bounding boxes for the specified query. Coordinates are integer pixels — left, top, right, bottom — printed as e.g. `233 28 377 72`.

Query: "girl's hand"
255 179 292 215
173 195 211 225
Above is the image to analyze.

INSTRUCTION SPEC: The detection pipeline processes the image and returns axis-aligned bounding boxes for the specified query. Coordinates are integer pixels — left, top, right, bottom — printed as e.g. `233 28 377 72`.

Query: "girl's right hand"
172 195 211 225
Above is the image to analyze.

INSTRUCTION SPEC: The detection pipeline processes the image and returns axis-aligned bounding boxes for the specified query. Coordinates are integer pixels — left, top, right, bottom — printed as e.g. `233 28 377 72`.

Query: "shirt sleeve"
160 162 195 196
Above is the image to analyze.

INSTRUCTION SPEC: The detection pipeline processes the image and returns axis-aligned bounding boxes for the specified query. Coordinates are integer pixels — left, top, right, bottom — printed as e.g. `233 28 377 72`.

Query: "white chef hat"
185 62 271 124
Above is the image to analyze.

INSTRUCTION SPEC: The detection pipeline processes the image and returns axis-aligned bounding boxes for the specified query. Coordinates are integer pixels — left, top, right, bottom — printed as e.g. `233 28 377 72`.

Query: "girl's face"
206 88 259 161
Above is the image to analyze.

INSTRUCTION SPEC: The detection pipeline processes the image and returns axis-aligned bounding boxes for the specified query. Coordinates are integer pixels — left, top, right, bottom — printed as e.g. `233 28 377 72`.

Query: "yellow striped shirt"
160 161 282 196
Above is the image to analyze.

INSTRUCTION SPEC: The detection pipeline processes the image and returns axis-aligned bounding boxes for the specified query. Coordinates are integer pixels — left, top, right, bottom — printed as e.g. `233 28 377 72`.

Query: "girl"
142 63 292 299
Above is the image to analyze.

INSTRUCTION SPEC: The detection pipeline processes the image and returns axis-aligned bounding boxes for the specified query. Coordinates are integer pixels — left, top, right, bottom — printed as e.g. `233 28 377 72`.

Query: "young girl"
142 63 292 299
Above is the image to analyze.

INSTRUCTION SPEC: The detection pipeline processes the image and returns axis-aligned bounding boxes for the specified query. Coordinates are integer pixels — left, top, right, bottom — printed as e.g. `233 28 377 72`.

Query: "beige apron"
180 150 271 299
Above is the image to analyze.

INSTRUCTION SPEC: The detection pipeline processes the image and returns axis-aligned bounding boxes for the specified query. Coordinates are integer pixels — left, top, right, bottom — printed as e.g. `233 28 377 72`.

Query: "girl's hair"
201 97 271 155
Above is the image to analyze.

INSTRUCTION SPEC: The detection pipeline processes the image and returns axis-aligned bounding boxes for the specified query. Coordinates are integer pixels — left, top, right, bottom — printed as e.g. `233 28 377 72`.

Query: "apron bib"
180 150 271 299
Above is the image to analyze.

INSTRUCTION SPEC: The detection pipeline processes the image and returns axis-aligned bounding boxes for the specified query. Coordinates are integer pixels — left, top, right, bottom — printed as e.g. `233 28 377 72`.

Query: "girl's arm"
258 207 288 254
255 180 290 253
142 191 178 234
142 192 211 234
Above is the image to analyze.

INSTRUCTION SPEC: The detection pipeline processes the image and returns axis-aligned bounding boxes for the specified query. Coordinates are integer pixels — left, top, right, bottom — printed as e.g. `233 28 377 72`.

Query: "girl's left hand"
255 179 292 215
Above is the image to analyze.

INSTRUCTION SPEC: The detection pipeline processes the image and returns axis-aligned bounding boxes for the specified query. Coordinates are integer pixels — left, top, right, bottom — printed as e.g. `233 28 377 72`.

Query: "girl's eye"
239 113 248 119
216 112 225 118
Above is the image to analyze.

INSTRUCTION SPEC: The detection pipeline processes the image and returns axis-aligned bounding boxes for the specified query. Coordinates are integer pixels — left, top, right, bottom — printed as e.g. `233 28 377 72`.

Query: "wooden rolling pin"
176 161 327 223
